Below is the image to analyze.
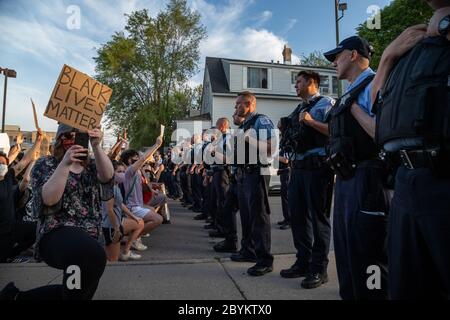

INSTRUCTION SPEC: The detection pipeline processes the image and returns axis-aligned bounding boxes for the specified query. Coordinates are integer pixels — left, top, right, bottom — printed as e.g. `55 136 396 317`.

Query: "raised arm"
8 133 23 164
107 138 124 160
13 129 43 177
131 136 163 173
89 126 114 183
19 159 37 193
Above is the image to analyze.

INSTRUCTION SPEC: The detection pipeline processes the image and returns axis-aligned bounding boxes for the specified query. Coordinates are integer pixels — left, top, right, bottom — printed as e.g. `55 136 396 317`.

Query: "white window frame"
243 66 271 90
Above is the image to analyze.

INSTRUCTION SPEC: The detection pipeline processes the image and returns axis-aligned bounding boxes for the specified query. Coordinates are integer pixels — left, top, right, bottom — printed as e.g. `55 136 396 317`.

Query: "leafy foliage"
357 0 432 69
94 0 206 148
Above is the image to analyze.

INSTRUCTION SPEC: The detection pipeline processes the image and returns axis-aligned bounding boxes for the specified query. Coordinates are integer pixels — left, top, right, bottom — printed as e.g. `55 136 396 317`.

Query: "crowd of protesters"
0 122 171 299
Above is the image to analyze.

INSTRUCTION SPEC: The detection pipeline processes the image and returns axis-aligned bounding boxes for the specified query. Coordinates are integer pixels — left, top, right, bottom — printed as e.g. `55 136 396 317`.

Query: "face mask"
0 164 8 177
114 172 125 182
62 140 74 151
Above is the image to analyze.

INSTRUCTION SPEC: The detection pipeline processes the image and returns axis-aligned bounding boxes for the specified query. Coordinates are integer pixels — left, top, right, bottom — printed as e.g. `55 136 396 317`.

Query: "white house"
176 47 338 137
174 47 339 190
200 57 339 130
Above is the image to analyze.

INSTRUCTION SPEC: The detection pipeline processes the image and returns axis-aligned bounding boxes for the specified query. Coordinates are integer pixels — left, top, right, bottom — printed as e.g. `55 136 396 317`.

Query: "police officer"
324 36 389 299
373 0 450 299
179 139 194 207
214 114 242 252
279 71 335 289
208 119 231 238
230 91 274 277
189 134 204 213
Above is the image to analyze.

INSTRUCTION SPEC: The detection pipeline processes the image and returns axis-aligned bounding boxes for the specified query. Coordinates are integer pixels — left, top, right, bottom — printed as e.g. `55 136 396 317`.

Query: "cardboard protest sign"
44 64 112 132
30 98 41 131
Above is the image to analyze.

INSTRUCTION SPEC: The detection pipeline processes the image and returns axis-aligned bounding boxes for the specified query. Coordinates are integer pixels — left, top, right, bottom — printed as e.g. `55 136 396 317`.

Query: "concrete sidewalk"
0 198 340 300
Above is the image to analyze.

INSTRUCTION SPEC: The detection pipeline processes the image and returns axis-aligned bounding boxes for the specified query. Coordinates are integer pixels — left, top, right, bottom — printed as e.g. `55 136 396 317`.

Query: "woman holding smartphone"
1 123 113 300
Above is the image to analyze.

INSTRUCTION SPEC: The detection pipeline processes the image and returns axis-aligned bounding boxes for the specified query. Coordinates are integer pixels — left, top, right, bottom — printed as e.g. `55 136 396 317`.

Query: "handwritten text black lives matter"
44 64 112 132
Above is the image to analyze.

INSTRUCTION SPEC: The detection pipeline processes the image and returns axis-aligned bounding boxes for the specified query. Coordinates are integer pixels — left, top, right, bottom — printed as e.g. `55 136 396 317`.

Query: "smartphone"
74 132 89 160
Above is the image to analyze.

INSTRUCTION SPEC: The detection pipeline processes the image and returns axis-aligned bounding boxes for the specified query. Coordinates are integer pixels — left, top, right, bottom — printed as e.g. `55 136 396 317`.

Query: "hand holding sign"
88 125 103 148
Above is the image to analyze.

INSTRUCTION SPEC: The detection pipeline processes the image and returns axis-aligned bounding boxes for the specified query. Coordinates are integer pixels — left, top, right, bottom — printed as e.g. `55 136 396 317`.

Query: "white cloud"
0 16 98 73
194 0 300 69
261 10 273 22
284 18 298 34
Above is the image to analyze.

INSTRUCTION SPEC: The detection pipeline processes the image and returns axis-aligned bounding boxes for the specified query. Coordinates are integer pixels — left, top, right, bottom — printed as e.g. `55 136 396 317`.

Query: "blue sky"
0 0 392 144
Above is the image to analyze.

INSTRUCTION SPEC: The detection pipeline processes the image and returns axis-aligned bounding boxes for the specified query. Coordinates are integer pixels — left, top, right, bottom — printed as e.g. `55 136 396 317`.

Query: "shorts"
103 225 124 246
130 206 151 219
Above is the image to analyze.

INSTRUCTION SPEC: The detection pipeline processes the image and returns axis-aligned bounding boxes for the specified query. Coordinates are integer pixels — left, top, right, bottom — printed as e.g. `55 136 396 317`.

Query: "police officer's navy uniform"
278 150 291 228
376 36 450 299
180 147 194 206
327 67 389 300
209 133 230 236
190 143 204 212
214 133 240 252
233 112 274 274
284 94 335 287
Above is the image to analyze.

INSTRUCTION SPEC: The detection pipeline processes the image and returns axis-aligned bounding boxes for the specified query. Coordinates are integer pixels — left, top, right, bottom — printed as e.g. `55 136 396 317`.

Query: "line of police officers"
174 0 449 299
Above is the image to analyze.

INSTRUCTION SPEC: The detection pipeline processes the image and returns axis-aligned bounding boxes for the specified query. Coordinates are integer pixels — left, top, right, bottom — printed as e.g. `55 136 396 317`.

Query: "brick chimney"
282 44 292 65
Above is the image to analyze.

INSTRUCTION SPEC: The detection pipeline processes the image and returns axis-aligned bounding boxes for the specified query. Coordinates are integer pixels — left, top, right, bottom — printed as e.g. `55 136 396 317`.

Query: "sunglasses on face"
61 132 76 140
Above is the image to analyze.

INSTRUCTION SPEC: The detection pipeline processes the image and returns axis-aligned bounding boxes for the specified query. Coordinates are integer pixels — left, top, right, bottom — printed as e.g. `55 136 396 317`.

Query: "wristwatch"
438 14 450 37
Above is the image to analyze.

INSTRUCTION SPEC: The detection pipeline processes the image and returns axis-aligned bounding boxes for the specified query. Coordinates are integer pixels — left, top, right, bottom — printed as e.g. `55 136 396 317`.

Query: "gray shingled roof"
205 57 230 94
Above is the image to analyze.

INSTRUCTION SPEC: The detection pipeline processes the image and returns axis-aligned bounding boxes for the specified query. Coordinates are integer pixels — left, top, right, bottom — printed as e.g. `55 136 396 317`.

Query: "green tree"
357 0 432 69
94 0 207 149
300 50 333 67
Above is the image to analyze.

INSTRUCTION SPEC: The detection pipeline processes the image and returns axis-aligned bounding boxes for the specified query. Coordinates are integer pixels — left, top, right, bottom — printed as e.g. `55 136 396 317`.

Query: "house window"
247 67 268 89
332 76 339 95
319 75 330 95
291 71 298 84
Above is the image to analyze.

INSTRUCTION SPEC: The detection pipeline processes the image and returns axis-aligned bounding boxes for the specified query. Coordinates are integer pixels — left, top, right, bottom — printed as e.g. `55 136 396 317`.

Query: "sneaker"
141 233 151 238
119 251 142 261
131 239 148 251
7 256 31 263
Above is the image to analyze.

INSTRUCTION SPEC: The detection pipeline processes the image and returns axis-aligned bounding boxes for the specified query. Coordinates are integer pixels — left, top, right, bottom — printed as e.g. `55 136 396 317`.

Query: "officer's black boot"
301 272 329 289
280 264 309 278
213 240 237 253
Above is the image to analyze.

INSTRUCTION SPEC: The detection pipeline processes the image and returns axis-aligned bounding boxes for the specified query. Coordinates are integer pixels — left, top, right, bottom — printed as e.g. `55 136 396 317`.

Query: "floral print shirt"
31 156 109 259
